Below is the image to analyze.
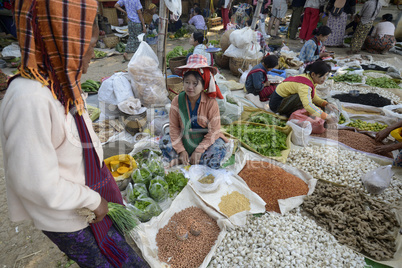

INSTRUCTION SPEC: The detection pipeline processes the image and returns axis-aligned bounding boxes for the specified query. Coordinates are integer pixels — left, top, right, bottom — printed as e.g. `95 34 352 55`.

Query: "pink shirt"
169 92 228 154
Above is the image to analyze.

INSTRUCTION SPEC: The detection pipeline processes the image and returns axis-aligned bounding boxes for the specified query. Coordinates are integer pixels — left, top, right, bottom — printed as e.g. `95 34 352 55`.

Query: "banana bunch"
278 56 289 69
81 80 101 93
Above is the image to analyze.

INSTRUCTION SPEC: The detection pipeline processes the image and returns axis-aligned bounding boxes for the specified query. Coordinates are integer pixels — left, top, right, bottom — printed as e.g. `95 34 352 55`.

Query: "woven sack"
229 57 262 76
167 77 183 100
169 56 187 76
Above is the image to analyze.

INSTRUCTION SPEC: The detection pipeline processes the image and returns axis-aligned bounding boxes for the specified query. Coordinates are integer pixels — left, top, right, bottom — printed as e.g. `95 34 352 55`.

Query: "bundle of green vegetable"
173 27 188 38
225 124 288 157
149 178 169 202
147 159 165 177
94 50 108 58
131 166 151 186
132 149 162 166
365 77 401 89
331 73 362 83
164 171 187 197
107 202 139 235
248 112 287 127
81 80 101 93
115 42 126 53
130 197 162 222
128 183 148 203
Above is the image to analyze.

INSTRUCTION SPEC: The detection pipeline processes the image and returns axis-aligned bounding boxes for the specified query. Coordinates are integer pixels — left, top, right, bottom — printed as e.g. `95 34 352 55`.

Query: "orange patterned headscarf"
13 0 98 115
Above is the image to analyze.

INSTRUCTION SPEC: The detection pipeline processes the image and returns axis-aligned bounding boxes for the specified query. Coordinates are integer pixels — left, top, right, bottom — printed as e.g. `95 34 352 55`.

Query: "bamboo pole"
157 0 168 70
251 0 263 30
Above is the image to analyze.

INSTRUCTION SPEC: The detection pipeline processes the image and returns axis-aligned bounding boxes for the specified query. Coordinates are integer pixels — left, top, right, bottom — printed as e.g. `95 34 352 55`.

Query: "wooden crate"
103 8 118 26
209 17 222 27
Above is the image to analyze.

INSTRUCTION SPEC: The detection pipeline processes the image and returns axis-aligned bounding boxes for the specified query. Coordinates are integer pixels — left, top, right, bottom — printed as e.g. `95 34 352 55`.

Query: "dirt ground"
1 23 402 268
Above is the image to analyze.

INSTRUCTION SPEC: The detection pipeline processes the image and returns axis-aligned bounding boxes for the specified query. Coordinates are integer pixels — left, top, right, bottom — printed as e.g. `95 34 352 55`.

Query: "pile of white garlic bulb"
209 208 365 268
287 145 402 204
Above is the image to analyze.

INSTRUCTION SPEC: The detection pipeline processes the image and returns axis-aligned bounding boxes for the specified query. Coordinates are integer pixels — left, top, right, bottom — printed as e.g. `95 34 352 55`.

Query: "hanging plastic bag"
361 165 393 194
148 176 169 203
239 64 253 85
126 182 149 204
127 196 162 222
286 119 312 147
127 42 168 107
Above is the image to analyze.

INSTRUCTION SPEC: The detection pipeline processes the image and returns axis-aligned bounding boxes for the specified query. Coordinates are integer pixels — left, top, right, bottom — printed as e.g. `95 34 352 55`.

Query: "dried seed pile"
238 161 309 213
287 145 402 205
218 191 250 217
312 129 393 158
332 93 391 107
303 182 400 260
210 208 366 267
156 207 220 268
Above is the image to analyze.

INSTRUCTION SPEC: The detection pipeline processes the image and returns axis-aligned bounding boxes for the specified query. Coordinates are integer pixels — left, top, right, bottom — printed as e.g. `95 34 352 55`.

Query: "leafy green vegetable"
149 178 169 202
94 50 108 58
107 202 138 235
366 77 401 89
115 42 126 53
131 167 151 186
166 46 189 67
209 40 220 46
174 27 188 38
224 124 288 157
164 171 187 197
131 198 162 222
134 200 152 211
128 183 148 203
248 112 287 127
147 160 165 177
331 73 362 83
133 149 162 166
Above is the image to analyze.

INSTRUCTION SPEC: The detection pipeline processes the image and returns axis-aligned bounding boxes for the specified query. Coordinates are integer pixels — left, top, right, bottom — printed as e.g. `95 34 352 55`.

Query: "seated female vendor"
245 55 279 102
299 26 332 66
159 54 228 169
268 61 338 124
374 121 402 167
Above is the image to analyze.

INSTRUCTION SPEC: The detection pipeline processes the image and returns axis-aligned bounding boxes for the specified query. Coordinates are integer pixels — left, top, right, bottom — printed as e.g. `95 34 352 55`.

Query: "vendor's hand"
189 151 203 165
92 197 108 224
375 128 392 142
263 80 271 87
326 103 339 113
319 52 330 58
373 144 396 154
179 151 190 166
326 114 338 125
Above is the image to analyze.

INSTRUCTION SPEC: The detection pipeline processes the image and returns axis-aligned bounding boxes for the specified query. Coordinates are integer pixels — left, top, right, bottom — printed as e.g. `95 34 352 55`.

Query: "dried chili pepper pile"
238 161 309 213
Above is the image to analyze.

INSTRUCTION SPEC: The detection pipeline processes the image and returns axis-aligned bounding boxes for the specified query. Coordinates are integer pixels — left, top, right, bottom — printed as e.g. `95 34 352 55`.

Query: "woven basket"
214 53 230 69
167 77 183 100
103 35 119 48
229 57 262 76
169 56 187 76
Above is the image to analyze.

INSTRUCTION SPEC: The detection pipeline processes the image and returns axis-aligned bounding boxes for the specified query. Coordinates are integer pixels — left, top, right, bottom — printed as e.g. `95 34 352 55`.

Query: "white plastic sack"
117 97 143 115
286 119 312 147
1 43 21 58
361 165 393 194
164 0 182 18
223 43 263 60
128 42 169 107
98 72 133 105
239 65 253 85
229 27 255 49
383 104 402 120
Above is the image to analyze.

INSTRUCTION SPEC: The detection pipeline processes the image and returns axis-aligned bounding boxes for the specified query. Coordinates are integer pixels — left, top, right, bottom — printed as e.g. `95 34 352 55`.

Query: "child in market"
245 55 279 102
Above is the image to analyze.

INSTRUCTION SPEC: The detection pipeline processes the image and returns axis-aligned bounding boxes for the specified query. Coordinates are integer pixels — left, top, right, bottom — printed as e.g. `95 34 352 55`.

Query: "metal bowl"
349 90 360 97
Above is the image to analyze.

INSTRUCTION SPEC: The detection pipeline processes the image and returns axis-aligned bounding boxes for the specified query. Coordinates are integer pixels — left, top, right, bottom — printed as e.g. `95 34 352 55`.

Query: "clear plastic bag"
131 164 152 186
239 64 253 85
188 165 229 193
126 182 149 203
361 165 393 194
286 119 312 147
127 196 162 222
148 176 169 202
127 42 168 107
147 158 165 177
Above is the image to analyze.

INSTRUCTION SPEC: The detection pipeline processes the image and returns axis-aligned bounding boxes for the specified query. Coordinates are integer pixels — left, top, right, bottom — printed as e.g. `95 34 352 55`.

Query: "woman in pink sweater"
0 1 148 267
159 55 228 169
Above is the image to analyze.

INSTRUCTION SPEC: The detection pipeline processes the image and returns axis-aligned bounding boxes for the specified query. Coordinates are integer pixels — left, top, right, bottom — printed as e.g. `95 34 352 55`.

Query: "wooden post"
251 0 263 30
157 0 168 70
